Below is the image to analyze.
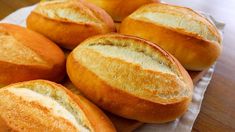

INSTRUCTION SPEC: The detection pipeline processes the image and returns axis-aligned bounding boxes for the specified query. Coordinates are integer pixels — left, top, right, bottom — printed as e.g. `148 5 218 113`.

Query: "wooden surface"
0 0 235 131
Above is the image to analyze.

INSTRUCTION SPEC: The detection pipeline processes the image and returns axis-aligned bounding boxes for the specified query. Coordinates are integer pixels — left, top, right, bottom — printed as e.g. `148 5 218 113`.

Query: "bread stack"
0 0 222 131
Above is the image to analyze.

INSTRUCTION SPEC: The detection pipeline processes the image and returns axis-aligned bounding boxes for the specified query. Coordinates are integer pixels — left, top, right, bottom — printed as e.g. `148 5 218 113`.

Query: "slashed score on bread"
67 34 193 123
27 0 115 50
120 3 222 71
84 0 160 22
0 80 116 132
0 23 65 86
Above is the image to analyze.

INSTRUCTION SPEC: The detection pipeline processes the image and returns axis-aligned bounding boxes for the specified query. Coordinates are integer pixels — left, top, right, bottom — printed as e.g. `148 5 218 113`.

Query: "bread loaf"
85 0 159 22
67 34 193 123
120 3 222 70
27 0 115 49
0 23 65 85
0 80 116 132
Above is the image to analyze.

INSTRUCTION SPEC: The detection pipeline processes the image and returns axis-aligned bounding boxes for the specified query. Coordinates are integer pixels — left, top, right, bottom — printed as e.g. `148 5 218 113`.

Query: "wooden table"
0 0 235 131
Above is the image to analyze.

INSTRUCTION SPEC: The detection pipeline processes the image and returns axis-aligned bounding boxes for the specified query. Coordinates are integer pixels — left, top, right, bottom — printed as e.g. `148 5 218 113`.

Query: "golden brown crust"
85 0 160 22
0 116 12 132
67 34 193 123
0 23 65 85
0 90 78 131
0 80 116 132
72 91 116 132
26 0 115 49
120 3 222 70
63 79 142 132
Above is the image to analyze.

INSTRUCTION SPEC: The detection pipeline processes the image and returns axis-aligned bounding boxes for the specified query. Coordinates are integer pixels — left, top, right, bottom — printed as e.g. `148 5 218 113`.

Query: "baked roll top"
120 3 222 70
27 0 115 49
0 80 116 132
67 34 193 123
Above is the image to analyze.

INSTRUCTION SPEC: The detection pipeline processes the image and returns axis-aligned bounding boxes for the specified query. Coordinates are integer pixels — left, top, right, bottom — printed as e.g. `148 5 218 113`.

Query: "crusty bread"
85 0 159 22
0 80 116 132
27 0 115 50
63 79 143 131
120 3 222 71
67 34 193 123
0 23 65 86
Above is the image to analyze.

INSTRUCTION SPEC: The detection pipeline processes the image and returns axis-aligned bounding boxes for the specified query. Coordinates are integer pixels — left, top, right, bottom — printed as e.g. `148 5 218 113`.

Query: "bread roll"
85 0 159 22
67 34 193 123
27 0 115 50
120 3 222 71
0 23 65 86
0 80 116 132
63 79 142 132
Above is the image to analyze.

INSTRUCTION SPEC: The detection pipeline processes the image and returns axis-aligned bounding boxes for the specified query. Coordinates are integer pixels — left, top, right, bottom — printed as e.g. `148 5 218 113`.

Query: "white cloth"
0 5 225 132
